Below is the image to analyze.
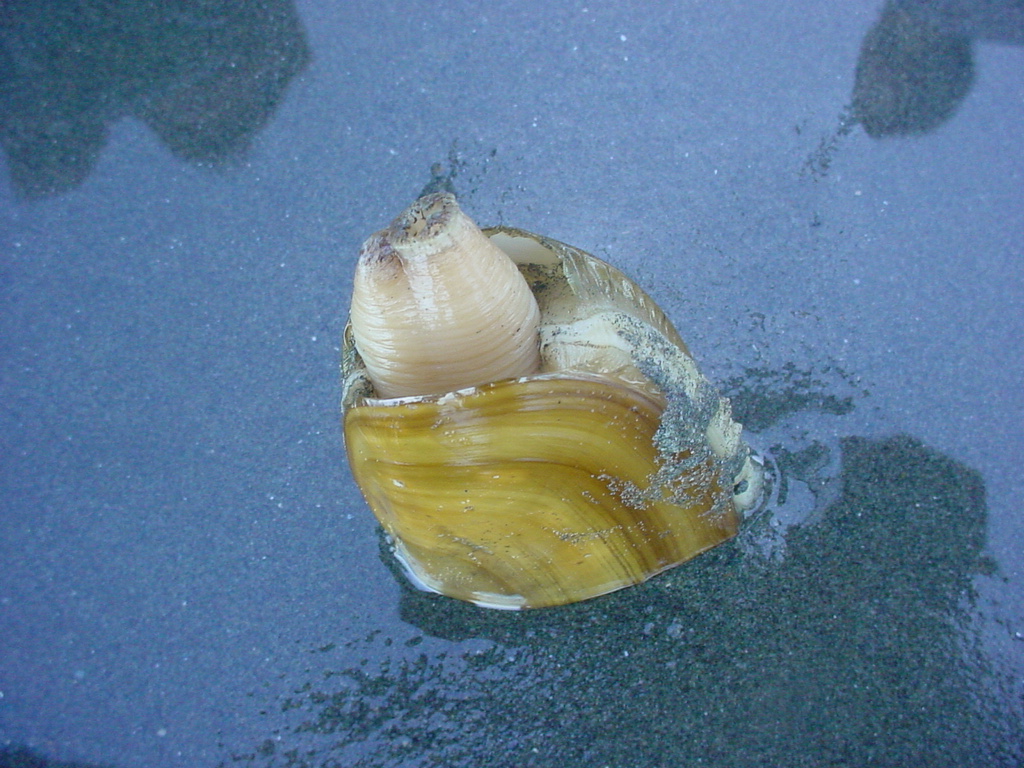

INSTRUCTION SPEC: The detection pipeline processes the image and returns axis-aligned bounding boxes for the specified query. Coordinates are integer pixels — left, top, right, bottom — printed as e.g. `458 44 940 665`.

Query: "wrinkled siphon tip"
395 191 455 240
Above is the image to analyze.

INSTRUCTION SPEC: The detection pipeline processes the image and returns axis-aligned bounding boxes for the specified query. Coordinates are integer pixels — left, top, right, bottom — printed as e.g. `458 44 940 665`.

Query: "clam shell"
342 226 761 609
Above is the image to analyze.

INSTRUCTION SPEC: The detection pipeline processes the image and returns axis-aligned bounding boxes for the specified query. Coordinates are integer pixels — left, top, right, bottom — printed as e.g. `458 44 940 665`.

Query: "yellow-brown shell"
342 223 762 609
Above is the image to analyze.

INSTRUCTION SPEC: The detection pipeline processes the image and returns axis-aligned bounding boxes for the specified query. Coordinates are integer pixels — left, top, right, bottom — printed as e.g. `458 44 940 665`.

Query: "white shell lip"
354 370 660 410
390 537 527 610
